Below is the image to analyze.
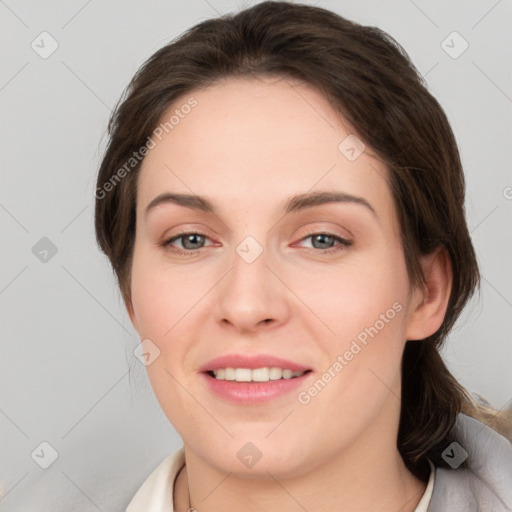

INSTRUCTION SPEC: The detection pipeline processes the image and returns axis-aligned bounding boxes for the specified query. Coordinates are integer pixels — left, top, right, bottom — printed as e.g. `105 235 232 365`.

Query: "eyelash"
160 230 352 256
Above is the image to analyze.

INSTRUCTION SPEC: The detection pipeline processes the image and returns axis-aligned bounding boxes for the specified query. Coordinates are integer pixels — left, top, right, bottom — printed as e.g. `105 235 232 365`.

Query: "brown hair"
94 0 512 479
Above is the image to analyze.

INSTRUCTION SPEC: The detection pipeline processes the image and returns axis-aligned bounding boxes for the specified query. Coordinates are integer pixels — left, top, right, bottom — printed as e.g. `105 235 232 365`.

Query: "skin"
127 75 452 512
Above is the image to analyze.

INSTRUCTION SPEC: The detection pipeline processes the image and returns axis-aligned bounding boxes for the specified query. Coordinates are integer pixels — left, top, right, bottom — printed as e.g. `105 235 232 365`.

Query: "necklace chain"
183 464 193 511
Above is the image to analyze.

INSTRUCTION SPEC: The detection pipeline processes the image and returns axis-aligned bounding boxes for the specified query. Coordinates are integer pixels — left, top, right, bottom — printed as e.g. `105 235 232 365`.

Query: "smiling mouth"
205 368 313 382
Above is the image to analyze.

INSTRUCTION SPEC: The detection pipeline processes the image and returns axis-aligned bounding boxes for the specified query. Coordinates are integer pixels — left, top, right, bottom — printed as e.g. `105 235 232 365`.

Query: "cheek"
130 248 197 424
295 244 410 394
129 245 206 389
130 245 193 337
296 288 407 437
290 248 408 341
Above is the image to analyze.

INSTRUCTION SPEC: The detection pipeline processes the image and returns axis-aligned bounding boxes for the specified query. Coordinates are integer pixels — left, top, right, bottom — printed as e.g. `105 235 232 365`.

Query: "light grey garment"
429 413 512 511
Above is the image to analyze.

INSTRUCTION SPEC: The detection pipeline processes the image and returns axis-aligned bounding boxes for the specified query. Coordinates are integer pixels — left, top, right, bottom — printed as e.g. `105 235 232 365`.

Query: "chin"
192 435 316 480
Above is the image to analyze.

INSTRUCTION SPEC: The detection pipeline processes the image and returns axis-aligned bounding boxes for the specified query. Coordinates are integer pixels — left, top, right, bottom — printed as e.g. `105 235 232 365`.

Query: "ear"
405 246 453 341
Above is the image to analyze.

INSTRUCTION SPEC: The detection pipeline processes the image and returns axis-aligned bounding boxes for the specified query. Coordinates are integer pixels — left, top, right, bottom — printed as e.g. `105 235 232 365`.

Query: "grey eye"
178 234 207 250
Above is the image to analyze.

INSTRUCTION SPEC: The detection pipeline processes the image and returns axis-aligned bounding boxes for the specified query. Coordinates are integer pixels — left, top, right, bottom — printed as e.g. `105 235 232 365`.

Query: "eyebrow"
144 190 378 219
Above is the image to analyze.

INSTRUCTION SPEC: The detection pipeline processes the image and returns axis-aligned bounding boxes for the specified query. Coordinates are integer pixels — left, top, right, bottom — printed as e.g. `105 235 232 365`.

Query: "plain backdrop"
1 0 511 510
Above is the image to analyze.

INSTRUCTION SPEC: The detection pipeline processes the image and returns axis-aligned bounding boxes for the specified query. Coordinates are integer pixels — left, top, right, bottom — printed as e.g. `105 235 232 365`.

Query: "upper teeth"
212 367 306 382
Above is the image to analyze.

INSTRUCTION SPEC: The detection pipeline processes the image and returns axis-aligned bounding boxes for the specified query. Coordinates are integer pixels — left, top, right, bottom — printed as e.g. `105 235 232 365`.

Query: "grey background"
1 0 511 510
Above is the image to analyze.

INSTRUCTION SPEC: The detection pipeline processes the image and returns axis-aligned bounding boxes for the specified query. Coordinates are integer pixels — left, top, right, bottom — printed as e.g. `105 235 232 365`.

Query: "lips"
198 353 314 403
198 354 312 373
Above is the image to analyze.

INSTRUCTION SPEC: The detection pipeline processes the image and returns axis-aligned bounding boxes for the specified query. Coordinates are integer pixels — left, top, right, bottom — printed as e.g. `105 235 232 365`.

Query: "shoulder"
125 446 185 512
429 412 512 511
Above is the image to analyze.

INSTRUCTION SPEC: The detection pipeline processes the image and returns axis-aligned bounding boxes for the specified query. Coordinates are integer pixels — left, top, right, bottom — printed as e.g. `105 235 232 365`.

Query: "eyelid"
161 228 353 258
160 229 213 248
292 223 353 243
159 223 213 242
158 223 353 256
292 229 352 251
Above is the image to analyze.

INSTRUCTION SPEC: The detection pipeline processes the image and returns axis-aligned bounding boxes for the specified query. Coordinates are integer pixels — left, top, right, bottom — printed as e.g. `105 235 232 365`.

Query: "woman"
94 1 512 510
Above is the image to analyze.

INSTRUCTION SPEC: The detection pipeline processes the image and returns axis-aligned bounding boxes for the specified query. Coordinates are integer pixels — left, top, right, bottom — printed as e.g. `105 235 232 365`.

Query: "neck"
174 395 428 511
175 455 426 512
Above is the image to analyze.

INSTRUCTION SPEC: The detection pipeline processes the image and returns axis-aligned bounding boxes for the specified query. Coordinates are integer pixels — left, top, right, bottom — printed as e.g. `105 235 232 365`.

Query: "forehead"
137 76 391 218
155 75 352 159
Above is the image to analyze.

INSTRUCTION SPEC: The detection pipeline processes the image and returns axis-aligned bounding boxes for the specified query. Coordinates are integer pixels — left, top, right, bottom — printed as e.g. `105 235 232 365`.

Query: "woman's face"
128 76 423 477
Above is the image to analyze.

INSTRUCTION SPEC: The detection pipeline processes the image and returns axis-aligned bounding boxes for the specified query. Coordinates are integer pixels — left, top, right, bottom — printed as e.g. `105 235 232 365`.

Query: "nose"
213 240 290 334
